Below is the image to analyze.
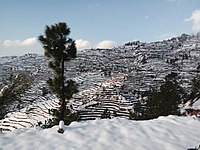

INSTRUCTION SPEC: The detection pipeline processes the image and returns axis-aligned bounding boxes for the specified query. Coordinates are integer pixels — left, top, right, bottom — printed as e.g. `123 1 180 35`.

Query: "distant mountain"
0 33 200 132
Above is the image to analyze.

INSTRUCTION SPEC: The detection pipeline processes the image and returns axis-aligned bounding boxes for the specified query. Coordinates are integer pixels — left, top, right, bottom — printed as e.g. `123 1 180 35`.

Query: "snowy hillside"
0 33 200 132
0 116 200 150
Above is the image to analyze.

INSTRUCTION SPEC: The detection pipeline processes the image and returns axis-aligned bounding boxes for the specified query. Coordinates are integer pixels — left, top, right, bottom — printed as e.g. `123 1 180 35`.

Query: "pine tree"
159 80 180 116
191 74 200 98
130 100 146 120
0 73 32 119
101 108 111 119
145 73 181 119
38 22 78 128
146 89 162 119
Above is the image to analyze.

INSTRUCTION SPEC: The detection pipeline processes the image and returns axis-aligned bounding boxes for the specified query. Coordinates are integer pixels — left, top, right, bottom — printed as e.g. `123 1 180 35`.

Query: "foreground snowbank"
0 116 200 150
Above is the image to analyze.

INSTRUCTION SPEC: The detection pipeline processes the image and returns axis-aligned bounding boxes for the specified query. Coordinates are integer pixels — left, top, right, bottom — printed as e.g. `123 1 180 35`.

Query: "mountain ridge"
0 32 200 132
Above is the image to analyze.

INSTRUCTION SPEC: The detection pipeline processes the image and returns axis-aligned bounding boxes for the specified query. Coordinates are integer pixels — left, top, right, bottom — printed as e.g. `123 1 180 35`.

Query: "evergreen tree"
191 74 200 98
130 100 146 120
101 108 111 119
145 89 162 119
38 22 78 126
0 73 32 119
159 80 180 115
145 74 181 119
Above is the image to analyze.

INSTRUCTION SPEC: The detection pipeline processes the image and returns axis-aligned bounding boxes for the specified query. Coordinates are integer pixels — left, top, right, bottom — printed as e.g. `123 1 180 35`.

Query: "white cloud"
3 37 37 47
75 39 117 50
96 40 117 49
156 33 176 41
21 37 37 46
185 9 200 32
75 39 91 50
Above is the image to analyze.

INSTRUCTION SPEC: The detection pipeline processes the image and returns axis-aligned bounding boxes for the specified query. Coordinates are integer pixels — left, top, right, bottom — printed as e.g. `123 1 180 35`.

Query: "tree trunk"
60 51 65 121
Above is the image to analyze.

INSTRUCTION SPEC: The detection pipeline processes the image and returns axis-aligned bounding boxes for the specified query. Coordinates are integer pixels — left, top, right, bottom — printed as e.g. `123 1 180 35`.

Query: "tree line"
130 72 200 120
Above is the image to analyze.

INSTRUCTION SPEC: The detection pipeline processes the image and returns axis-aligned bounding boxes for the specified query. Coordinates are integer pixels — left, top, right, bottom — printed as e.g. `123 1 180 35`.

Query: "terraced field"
1 33 200 132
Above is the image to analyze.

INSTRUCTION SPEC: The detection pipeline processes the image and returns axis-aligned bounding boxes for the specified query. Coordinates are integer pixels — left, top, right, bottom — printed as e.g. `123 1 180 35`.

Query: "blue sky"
0 0 200 56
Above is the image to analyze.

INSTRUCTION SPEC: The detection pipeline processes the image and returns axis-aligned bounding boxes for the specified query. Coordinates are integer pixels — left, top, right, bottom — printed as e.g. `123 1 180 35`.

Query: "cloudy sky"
0 0 200 56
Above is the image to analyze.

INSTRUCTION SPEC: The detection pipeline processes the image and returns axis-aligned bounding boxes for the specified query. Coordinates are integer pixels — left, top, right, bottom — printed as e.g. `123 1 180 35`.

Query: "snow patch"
0 116 199 150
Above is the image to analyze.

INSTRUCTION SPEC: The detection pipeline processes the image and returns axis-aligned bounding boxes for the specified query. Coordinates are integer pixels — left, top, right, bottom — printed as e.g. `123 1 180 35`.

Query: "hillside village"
0 32 200 132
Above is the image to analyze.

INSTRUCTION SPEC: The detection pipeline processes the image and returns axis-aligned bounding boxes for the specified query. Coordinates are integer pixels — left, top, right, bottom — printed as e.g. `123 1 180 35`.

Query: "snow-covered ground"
0 116 199 150
193 99 200 110
1 33 200 150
